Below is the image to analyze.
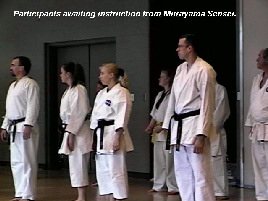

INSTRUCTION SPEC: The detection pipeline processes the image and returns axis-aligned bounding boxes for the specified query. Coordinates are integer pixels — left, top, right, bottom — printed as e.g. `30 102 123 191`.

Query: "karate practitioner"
162 34 216 201
211 82 230 200
58 62 92 201
245 48 268 201
0 56 40 201
145 69 179 195
90 63 133 200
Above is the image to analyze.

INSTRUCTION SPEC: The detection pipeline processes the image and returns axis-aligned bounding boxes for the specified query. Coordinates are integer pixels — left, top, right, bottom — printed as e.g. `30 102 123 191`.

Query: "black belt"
8 117 26 143
93 119 114 151
166 109 200 151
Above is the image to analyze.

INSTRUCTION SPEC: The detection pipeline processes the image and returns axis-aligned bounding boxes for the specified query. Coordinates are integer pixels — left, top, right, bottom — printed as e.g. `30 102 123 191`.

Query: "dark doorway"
149 0 237 174
45 38 115 169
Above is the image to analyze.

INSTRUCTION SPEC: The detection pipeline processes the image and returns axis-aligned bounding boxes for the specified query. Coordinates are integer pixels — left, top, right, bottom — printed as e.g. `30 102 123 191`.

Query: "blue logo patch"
105 100 111 106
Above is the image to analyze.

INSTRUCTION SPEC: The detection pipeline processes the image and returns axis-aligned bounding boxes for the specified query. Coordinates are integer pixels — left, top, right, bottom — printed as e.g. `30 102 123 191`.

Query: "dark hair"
97 80 105 86
13 56 31 75
118 68 129 88
62 62 85 87
161 68 175 87
179 34 200 54
264 48 268 61
97 80 106 89
118 68 125 79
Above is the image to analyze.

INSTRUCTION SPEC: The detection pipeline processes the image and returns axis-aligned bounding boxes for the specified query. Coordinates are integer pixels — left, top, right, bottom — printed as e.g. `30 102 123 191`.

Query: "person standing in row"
162 34 216 201
211 82 230 200
245 48 268 201
145 69 179 195
90 63 133 200
58 62 92 201
0 56 40 201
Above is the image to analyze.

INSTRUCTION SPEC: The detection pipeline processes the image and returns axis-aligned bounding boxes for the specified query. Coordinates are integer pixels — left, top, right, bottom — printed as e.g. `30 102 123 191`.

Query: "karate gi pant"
95 145 128 200
174 141 214 201
211 134 229 196
10 131 39 200
153 141 178 192
69 151 90 187
252 140 268 200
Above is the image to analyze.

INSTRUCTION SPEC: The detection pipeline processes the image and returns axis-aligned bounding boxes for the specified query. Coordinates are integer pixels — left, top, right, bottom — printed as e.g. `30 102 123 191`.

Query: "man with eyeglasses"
162 34 216 201
0 56 40 201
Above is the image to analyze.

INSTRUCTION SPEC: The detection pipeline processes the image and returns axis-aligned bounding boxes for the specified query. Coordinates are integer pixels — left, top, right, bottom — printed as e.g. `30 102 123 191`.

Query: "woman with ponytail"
58 62 92 201
90 63 133 200
145 69 178 195
117 68 129 89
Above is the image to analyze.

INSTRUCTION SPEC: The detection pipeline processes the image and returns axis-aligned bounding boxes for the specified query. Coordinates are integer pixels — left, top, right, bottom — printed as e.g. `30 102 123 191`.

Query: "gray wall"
242 0 268 186
0 0 150 173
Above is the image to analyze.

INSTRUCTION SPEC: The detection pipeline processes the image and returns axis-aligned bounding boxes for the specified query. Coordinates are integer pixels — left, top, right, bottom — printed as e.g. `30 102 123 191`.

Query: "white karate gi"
245 73 268 200
90 83 133 200
163 57 216 201
1 76 40 201
58 84 92 187
150 90 178 193
211 83 230 197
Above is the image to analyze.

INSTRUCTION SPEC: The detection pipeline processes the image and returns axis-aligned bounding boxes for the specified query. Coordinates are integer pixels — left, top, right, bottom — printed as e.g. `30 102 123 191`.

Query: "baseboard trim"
128 171 150 179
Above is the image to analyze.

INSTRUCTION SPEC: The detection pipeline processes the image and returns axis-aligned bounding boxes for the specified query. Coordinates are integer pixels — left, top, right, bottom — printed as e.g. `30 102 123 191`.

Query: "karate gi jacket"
58 84 92 155
90 83 134 152
1 76 39 132
211 83 230 156
150 90 170 142
245 73 268 142
163 57 216 145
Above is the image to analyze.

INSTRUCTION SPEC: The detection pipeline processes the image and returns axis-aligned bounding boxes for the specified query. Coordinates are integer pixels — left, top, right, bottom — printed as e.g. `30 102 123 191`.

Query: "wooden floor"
0 166 256 201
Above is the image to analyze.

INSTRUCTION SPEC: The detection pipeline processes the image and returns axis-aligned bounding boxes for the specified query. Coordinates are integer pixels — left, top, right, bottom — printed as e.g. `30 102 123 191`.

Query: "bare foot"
148 189 157 193
91 182 98 187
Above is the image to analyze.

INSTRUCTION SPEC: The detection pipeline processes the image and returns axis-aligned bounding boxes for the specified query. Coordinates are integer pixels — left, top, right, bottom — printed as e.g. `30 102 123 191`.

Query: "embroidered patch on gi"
105 100 111 106
266 87 268 92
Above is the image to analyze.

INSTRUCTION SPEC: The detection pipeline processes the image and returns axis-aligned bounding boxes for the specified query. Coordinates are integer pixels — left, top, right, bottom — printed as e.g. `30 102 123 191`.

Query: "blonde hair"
102 63 129 88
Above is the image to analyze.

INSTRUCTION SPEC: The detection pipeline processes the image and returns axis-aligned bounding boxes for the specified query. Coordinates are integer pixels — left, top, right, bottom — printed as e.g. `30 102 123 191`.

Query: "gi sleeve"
213 84 230 132
24 80 40 126
162 82 176 129
245 79 255 127
90 92 100 129
114 89 129 131
196 67 216 137
1 86 11 130
245 111 254 127
1 116 9 130
150 92 161 119
65 86 89 135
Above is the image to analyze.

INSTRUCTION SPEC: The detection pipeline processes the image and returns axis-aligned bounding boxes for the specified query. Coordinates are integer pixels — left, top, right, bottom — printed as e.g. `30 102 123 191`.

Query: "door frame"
44 37 116 169
238 0 244 187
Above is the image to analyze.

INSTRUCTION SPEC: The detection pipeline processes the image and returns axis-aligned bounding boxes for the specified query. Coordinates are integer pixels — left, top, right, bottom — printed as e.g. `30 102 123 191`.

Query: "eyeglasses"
177 45 189 49
10 64 22 67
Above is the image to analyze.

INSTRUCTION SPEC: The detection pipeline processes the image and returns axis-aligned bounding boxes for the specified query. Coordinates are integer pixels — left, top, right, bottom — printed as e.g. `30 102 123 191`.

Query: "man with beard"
0 56 40 201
